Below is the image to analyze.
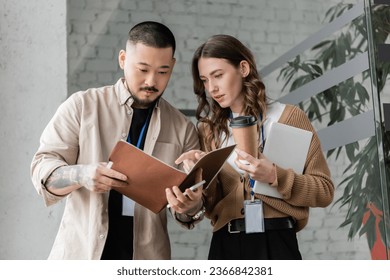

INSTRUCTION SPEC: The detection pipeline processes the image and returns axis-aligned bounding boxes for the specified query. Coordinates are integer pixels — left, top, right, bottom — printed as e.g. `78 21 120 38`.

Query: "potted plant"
277 3 390 259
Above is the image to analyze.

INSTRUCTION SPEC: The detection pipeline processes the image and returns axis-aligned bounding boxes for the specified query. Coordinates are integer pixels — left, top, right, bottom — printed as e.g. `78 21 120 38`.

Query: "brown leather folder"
108 140 235 213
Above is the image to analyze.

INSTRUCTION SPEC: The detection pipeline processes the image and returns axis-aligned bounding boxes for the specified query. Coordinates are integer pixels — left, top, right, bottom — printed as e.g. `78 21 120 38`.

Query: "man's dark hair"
128 21 176 55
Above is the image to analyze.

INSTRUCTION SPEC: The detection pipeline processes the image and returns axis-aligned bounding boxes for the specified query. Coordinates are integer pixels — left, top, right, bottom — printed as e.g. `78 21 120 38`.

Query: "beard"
131 88 163 109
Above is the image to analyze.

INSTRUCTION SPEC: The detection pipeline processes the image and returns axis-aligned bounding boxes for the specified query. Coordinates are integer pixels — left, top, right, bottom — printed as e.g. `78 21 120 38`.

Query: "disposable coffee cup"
229 115 258 160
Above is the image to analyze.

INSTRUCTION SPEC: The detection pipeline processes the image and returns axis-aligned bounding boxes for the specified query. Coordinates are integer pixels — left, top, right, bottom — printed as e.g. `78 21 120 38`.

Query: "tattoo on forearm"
45 165 83 189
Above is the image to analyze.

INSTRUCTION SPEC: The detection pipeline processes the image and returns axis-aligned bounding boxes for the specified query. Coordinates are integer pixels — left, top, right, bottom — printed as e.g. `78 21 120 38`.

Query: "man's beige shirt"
31 78 200 259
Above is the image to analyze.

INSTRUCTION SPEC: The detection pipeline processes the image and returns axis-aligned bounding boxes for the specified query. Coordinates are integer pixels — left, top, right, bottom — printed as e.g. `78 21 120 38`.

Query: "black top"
101 106 152 260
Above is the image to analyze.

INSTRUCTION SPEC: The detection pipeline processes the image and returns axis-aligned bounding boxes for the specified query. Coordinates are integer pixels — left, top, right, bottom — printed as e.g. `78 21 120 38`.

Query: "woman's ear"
239 60 250 77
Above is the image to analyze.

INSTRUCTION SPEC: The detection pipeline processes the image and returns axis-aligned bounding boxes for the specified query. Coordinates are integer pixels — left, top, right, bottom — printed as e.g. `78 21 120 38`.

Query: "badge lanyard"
122 108 153 216
249 113 264 202
233 113 265 234
127 108 153 148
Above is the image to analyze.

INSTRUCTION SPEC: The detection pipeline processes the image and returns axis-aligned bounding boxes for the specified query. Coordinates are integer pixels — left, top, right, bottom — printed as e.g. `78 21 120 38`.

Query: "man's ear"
118 50 126 70
171 57 176 69
239 60 250 77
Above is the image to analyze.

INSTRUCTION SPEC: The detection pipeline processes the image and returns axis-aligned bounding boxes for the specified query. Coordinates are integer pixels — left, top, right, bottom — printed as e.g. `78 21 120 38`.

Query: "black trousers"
208 223 302 260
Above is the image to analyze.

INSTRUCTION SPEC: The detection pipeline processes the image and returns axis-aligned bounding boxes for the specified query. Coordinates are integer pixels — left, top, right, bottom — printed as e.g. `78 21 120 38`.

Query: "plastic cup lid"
229 115 257 127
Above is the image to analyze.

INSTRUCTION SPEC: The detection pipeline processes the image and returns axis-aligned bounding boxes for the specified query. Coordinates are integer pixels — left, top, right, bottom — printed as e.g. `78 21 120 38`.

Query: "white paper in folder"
253 122 313 198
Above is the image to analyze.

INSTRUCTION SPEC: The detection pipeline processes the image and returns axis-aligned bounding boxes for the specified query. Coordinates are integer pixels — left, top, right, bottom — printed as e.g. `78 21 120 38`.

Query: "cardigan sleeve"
272 105 334 208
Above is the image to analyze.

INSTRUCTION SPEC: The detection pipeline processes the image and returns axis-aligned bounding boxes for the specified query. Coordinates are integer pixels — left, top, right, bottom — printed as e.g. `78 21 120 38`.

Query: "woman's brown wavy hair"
192 34 267 150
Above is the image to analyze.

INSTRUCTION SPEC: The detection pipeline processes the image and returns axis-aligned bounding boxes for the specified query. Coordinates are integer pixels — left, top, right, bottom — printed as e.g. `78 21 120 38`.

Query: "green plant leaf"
277 2 390 253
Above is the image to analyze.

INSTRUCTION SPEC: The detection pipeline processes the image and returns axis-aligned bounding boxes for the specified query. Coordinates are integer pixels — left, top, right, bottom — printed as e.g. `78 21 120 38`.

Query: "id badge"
122 196 135 216
244 199 264 233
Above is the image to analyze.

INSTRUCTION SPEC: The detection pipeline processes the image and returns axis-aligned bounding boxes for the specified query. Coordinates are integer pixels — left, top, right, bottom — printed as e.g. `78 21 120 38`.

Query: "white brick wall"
68 0 348 97
67 0 373 260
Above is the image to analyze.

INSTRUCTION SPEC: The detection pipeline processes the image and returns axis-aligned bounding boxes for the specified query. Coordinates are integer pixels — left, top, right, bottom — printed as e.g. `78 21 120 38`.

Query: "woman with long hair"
166 34 334 260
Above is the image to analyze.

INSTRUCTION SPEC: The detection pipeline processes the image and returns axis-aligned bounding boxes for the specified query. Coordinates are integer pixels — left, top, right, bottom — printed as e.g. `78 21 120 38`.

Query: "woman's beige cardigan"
199 104 334 232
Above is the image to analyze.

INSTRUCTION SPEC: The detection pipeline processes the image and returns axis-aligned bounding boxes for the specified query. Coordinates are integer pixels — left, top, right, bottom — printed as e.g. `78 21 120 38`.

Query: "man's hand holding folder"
166 168 204 215
108 141 235 213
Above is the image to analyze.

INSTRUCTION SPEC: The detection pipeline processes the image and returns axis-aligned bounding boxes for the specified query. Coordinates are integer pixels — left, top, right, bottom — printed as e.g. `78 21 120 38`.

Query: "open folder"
253 122 313 198
108 141 236 213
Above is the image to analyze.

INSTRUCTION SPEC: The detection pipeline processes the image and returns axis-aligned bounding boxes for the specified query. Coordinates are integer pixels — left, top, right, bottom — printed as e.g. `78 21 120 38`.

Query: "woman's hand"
175 150 206 173
234 148 276 184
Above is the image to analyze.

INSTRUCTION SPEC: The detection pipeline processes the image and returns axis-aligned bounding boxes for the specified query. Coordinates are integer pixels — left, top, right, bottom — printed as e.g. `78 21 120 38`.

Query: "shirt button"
99 234 105 239
127 110 132 115
122 133 127 138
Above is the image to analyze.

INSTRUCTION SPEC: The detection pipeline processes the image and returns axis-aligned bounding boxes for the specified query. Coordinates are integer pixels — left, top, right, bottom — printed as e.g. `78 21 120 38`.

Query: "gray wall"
1 0 370 260
0 0 67 259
